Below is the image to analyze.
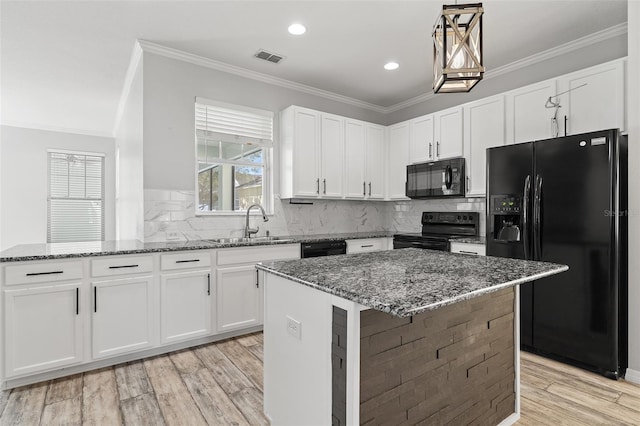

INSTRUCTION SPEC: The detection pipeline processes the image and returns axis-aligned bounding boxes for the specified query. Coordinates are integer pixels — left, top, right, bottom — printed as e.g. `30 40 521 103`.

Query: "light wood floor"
0 333 639 425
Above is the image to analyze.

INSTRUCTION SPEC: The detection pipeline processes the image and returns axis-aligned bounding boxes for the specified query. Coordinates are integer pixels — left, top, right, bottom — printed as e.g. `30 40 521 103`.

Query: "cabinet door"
409 115 434 162
160 270 212 344
217 265 262 333
4 283 83 377
558 60 625 135
365 124 385 199
320 114 344 198
293 108 320 197
387 123 410 199
506 80 557 144
434 107 463 159
344 120 366 199
92 277 154 359
464 96 506 197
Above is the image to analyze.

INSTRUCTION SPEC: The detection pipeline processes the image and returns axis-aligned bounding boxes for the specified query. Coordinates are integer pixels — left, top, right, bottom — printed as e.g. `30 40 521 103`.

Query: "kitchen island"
257 248 567 426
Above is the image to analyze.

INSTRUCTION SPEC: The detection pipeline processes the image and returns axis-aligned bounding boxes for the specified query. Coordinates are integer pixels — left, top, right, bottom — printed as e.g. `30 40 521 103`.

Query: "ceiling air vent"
254 49 284 64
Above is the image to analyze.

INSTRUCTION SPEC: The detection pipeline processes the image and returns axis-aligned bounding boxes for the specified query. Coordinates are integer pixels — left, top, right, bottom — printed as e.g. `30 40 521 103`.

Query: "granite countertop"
0 232 395 262
257 248 567 318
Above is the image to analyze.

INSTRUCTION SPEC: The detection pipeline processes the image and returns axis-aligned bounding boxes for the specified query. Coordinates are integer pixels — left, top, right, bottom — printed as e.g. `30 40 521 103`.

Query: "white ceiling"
0 0 628 137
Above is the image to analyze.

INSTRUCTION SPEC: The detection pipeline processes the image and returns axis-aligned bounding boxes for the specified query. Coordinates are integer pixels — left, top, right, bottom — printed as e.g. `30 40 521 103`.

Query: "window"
196 98 273 213
48 151 104 243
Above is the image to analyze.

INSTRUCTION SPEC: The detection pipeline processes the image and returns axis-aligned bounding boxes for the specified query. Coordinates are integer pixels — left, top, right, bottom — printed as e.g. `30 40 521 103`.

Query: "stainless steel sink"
206 236 295 244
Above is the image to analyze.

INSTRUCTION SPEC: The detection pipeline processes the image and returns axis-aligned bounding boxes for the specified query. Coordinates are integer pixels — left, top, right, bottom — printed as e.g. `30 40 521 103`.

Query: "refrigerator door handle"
533 174 543 260
522 175 531 260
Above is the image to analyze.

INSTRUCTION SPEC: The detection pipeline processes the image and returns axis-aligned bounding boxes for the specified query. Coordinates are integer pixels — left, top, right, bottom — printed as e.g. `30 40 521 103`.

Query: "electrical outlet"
166 231 180 240
286 316 302 340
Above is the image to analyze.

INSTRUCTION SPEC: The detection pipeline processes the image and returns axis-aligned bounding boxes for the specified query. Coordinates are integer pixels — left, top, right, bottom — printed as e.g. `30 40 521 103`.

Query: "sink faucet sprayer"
244 204 269 238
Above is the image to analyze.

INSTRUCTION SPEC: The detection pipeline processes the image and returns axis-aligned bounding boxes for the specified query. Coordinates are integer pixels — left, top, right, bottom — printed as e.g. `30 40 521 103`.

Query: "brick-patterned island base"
359 288 516 425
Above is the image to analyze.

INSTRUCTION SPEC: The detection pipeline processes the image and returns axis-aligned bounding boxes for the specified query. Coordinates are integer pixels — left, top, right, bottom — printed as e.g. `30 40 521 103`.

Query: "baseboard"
498 412 520 426
625 367 640 384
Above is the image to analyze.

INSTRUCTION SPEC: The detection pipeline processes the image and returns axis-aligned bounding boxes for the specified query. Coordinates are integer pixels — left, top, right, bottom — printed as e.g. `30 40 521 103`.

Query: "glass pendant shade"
433 3 484 93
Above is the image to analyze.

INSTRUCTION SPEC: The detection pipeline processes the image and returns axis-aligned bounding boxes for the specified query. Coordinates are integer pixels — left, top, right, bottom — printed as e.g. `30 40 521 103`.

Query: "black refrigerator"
486 129 627 379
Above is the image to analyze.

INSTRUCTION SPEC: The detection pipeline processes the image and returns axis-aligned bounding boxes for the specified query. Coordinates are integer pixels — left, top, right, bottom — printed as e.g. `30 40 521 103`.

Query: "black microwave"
406 158 466 199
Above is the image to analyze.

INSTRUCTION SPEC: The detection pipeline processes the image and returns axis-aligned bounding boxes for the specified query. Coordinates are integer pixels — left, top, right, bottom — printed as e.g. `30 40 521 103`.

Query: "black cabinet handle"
363 181 366 196
361 244 374 248
564 115 568 136
316 178 320 194
176 259 200 264
94 287 97 313
207 273 211 295
26 271 63 276
436 141 440 157
429 143 432 158
256 269 259 288
76 288 79 315
323 179 326 194
108 264 138 269
368 182 371 196
459 250 478 255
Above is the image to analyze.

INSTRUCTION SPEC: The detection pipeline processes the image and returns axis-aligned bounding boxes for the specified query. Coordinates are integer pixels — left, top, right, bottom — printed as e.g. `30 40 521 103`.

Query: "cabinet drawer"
4 260 83 286
91 256 153 277
217 244 300 266
346 238 388 254
160 251 212 271
450 242 486 256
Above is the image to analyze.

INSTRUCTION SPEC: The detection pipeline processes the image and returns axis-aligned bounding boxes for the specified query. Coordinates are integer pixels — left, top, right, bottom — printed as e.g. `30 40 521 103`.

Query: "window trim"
47 149 106 243
194 98 274 216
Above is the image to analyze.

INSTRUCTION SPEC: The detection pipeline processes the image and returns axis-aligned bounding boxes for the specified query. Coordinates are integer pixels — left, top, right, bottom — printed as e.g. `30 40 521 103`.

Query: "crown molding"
113 41 143 136
1 120 115 139
137 40 388 114
384 22 628 113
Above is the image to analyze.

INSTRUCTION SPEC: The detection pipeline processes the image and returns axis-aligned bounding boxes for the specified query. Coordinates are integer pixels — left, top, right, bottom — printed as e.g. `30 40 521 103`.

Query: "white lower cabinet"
216 265 262 333
160 270 212 344
92 276 154 359
4 283 83 377
450 242 486 256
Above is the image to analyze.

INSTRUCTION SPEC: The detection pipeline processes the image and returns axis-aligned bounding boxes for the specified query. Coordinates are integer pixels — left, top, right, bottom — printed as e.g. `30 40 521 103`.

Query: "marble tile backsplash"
143 189 387 242
144 190 485 242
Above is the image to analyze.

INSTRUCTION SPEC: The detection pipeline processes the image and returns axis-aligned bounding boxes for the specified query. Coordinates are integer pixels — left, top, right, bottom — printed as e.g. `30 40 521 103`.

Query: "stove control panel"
422 212 479 225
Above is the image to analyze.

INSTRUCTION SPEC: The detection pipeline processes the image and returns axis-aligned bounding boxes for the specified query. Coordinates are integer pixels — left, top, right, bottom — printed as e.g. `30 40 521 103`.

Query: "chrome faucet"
244 204 269 238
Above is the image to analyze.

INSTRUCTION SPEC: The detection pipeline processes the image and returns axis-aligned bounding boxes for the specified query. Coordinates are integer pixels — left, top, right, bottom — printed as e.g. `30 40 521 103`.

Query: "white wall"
115 59 144 241
140 52 388 240
626 1 640 384
0 126 116 250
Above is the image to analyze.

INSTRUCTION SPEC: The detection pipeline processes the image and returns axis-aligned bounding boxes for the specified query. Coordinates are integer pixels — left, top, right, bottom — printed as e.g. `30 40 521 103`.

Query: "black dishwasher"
301 240 347 258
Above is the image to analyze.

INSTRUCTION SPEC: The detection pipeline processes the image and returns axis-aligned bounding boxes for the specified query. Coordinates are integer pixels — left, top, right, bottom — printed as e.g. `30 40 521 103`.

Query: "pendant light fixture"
433 3 484 93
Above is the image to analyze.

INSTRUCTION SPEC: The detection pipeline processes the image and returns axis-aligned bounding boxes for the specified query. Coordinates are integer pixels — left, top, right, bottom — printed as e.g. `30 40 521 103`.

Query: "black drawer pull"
76 288 79 315
256 269 259 288
207 273 211 295
459 251 478 255
175 259 200 264
26 271 63 276
94 287 97 313
108 264 139 269
361 244 374 248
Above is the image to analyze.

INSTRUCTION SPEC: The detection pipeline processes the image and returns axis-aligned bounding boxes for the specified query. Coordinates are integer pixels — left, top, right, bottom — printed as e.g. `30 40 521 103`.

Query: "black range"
393 212 479 251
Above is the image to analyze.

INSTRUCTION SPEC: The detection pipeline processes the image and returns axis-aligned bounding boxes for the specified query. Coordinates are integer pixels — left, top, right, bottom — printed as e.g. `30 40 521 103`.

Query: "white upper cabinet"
344 119 366 198
280 106 344 199
409 115 434 163
434 106 464 160
463 96 506 197
280 107 320 198
557 60 625 135
365 124 385 199
505 80 558 144
344 120 385 200
387 122 410 200
320 113 344 197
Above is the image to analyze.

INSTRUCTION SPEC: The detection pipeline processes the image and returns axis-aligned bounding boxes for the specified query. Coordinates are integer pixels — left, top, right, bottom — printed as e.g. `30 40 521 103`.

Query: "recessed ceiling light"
384 62 399 71
288 23 306 35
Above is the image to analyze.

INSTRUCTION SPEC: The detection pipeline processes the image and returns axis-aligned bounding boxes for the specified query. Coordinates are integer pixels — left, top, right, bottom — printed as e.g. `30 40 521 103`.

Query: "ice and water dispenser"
490 195 522 242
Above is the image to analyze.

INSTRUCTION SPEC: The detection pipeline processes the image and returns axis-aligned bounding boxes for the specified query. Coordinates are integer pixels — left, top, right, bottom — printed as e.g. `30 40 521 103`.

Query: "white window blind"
48 151 105 243
195 98 273 144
